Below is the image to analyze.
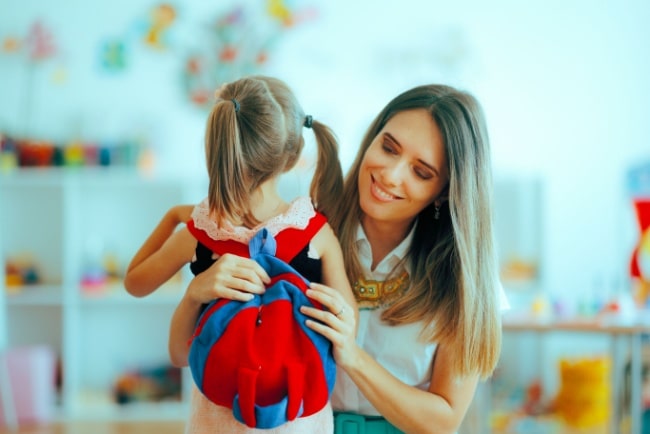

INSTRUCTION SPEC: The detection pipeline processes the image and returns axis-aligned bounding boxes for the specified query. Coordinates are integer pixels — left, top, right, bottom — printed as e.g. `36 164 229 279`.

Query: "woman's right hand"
301 282 359 369
185 253 270 304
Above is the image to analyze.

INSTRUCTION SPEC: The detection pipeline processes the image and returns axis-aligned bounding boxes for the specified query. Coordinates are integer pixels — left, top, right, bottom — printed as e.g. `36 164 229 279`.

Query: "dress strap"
187 212 327 263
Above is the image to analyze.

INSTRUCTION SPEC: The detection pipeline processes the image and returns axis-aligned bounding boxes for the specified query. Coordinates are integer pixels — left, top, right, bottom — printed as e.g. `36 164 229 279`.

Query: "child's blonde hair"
205 75 343 228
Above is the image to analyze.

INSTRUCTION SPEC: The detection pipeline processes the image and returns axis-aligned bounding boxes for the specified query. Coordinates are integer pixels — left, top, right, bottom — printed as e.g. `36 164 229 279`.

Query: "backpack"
187 225 336 429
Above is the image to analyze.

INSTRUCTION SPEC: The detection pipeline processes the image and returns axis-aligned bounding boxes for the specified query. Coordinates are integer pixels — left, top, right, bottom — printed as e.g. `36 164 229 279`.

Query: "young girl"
124 75 356 433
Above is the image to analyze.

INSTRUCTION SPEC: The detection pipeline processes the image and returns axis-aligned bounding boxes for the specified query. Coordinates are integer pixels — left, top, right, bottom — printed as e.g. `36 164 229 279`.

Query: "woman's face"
358 109 449 228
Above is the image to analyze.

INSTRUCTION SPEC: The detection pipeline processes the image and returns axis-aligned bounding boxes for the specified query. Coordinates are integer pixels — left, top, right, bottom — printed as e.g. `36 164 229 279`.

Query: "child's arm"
124 205 195 297
312 223 359 328
168 286 203 367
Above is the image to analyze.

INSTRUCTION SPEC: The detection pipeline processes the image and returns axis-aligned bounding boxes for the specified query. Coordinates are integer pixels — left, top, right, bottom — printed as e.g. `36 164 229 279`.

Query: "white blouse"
331 225 509 415
331 225 431 415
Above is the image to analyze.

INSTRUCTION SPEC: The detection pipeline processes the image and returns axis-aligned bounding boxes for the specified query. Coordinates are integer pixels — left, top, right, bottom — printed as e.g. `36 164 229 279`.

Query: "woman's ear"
434 186 449 207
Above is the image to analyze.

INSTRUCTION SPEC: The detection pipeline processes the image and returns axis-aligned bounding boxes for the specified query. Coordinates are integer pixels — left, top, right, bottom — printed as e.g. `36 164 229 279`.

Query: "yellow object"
5 273 23 289
554 356 610 428
0 152 18 172
267 0 293 26
144 4 176 49
64 141 84 166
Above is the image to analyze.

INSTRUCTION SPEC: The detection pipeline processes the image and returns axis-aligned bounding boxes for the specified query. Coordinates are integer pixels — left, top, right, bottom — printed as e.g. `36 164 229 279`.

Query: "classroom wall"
1 0 649 307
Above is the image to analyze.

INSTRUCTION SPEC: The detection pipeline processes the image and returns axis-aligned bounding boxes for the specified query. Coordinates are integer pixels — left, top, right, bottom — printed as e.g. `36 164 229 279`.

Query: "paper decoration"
143 3 177 50
182 1 318 109
25 20 57 61
0 20 57 62
0 20 61 136
101 40 127 72
267 0 318 27
1 37 21 53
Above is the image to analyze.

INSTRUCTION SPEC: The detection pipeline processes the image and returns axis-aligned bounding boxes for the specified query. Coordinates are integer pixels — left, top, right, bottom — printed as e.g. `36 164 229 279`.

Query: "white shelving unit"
0 168 205 422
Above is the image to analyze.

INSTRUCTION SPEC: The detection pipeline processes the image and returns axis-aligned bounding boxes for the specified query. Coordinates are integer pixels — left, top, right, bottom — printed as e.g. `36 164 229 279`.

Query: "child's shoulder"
189 196 325 245
285 196 318 220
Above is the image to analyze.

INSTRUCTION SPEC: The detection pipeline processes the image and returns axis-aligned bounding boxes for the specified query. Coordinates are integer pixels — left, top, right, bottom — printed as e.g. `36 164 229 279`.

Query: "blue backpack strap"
248 228 276 257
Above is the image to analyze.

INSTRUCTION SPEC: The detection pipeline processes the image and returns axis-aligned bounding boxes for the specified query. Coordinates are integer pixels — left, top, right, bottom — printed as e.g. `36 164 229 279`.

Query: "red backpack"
186 217 336 429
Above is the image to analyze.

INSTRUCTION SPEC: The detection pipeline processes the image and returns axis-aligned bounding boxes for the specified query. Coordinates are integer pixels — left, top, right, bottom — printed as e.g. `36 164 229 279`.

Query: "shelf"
0 166 203 186
67 389 188 422
0 171 203 422
503 316 650 334
80 282 184 306
5 284 63 306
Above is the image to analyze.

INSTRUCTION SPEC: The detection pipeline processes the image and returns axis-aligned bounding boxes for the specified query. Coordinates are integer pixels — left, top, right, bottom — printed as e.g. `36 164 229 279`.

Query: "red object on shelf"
630 198 650 279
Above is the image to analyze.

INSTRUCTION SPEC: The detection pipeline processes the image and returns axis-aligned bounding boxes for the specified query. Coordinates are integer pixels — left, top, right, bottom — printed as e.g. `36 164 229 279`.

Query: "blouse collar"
355 221 415 278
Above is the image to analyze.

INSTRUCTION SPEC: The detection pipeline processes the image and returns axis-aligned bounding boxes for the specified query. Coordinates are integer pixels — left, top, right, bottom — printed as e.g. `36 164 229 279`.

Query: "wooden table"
503 318 649 434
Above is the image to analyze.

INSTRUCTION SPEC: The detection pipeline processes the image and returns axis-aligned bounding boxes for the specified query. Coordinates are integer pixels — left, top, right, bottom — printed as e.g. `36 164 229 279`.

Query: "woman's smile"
370 174 402 202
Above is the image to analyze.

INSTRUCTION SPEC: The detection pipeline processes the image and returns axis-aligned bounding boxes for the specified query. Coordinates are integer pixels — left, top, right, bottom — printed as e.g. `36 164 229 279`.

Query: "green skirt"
334 412 404 434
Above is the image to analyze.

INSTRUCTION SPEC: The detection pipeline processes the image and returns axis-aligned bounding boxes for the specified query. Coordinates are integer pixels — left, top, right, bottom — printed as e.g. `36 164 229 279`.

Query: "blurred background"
0 0 649 433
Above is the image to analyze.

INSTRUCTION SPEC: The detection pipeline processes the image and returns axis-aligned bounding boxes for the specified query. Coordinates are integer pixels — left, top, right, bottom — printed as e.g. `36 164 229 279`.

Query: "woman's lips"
370 176 400 202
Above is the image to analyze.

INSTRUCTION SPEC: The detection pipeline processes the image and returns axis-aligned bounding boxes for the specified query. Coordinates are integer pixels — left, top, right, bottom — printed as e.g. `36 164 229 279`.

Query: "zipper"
256 306 263 326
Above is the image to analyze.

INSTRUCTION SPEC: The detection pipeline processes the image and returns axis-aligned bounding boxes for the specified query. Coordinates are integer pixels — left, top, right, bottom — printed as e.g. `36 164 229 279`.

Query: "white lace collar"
190 196 316 244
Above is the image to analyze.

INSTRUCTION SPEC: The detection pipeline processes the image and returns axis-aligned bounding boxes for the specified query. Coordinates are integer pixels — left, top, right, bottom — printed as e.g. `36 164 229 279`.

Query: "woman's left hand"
301 282 358 368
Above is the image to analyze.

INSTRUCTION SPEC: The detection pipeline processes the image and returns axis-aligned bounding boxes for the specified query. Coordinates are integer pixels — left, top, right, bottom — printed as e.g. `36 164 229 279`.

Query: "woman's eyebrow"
384 132 400 147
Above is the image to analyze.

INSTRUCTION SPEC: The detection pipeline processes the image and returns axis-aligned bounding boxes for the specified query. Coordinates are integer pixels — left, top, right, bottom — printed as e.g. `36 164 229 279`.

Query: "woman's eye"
382 143 397 154
414 168 433 180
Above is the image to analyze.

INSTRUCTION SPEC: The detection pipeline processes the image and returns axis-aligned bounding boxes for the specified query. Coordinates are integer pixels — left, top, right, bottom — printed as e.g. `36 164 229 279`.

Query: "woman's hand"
186 253 270 304
301 282 359 368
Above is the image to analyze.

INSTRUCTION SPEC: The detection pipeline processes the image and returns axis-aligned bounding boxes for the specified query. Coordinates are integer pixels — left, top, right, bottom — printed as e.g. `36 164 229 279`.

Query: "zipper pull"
256 306 263 326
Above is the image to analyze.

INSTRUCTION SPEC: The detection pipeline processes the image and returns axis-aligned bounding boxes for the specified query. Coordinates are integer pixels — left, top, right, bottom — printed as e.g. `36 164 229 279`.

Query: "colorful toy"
113 364 182 404
553 356 611 429
521 379 545 415
0 132 149 170
4 255 41 290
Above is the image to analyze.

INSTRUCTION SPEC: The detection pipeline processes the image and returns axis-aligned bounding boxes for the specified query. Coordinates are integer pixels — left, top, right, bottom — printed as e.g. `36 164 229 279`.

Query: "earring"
434 205 440 220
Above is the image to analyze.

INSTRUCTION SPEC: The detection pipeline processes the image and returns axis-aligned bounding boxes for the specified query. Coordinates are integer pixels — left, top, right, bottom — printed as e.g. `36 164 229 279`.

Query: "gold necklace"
353 271 410 310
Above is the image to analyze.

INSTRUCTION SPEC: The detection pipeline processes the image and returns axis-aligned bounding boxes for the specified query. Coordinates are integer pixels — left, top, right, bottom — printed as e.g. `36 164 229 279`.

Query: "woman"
174 83 504 433
300 84 505 433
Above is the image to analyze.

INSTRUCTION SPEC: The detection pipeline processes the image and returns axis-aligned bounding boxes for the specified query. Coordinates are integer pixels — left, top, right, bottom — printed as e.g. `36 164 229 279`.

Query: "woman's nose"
381 159 407 186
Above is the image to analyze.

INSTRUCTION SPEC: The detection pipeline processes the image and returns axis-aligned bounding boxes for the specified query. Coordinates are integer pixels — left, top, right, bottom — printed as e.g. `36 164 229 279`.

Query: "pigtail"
309 120 344 220
205 99 249 226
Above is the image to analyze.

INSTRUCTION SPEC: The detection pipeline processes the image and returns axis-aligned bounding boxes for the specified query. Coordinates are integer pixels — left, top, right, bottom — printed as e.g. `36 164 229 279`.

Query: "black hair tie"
303 115 313 128
231 98 240 113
